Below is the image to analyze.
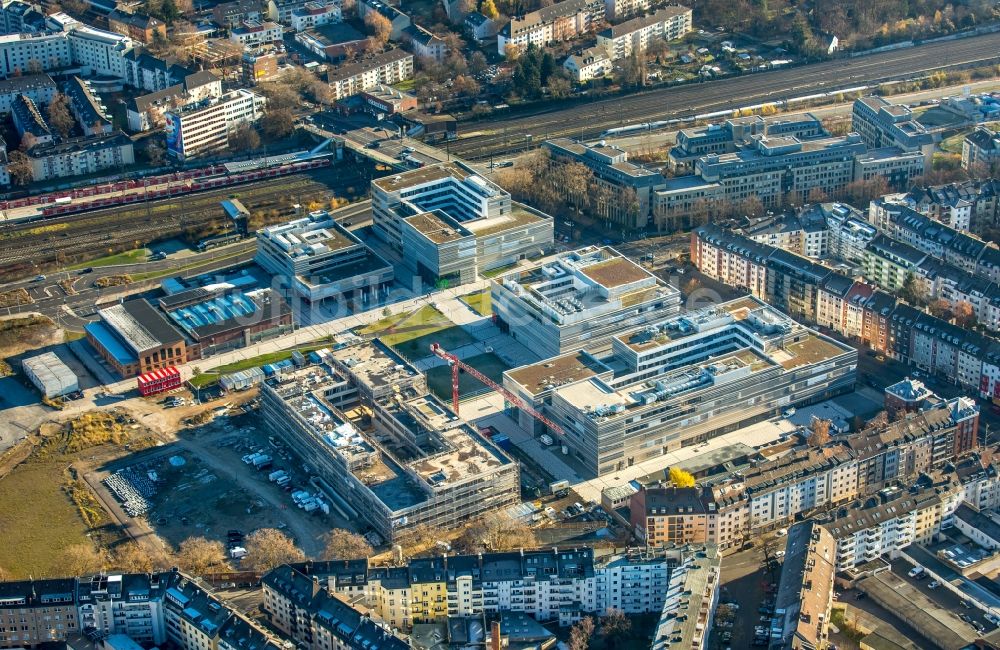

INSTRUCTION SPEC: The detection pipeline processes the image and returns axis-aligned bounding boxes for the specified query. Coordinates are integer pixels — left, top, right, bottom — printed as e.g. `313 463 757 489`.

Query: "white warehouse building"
22 351 79 398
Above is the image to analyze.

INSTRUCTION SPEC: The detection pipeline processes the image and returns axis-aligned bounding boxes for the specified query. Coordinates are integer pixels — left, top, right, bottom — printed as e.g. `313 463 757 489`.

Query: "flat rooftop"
270 363 428 511
505 350 612 397
384 394 511 487
579 255 653 289
464 203 547 238
371 161 473 193
259 212 359 259
772 333 846 369
329 339 422 392
404 211 471 244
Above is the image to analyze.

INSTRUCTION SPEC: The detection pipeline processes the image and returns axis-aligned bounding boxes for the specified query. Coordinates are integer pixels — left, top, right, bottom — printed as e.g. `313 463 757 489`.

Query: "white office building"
164 89 266 159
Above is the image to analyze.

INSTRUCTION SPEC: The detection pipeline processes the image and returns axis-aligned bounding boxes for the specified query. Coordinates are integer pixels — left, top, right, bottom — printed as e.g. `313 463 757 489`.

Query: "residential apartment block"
769 522 836 650
255 210 394 304
498 0 603 56
0 571 286 650
325 49 414 99
302 545 717 633
963 126 1000 173
596 5 691 60
904 181 1000 235
0 578 77 648
107 10 165 43
562 46 611 82
229 20 284 47
290 1 341 31
629 397 982 550
0 74 56 114
603 0 652 21
492 246 681 360
691 223 1000 396
164 89 267 159
371 162 552 285
259 347 519 541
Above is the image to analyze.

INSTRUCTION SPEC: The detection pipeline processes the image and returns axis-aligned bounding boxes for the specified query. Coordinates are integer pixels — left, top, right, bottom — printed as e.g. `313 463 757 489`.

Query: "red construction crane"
429 343 568 439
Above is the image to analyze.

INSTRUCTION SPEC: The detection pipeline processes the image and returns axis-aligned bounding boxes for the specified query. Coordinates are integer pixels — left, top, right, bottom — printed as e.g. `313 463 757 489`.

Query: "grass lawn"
67 248 149 270
0 461 94 577
130 249 246 283
426 352 510 402
189 341 333 388
459 290 492 316
940 129 973 153
360 305 476 361
392 78 416 92
482 263 517 279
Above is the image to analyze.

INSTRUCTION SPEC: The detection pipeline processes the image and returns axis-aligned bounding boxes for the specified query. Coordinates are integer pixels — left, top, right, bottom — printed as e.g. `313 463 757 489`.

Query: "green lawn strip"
482 263 517 279
459 290 492 316
189 341 333 388
130 250 247 282
66 248 149 270
940 129 973 153
426 352 510 402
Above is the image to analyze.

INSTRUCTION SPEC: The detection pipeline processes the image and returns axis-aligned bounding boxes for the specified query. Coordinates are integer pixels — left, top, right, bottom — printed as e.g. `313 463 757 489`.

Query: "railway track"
0 173 338 277
451 31 1000 159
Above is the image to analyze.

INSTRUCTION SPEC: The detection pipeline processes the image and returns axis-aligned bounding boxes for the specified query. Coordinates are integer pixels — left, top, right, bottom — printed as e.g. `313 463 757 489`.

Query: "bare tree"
261 108 296 141
807 418 832 446
58 543 106 577
228 124 261 151
322 529 373 561
242 528 305 572
365 11 392 44
111 542 160 573
7 150 33 186
47 93 76 139
600 609 632 649
177 536 227 575
569 616 595 650
457 513 537 553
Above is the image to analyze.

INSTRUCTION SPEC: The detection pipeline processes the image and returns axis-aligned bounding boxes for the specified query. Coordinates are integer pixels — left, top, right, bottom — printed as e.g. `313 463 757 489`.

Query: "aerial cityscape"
2 0 1000 648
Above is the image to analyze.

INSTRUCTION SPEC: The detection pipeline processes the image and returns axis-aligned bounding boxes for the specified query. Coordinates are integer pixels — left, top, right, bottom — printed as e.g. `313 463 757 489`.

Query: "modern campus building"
371 162 553 285
851 95 935 164
164 89 267 159
543 296 856 476
595 5 691 61
255 211 394 304
544 138 666 229
259 345 519 541
492 246 681 360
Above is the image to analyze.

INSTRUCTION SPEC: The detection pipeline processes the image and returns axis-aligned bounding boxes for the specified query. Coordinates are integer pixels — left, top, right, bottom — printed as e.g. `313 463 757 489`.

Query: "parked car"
907 565 925 578
961 599 973 609
928 580 940 589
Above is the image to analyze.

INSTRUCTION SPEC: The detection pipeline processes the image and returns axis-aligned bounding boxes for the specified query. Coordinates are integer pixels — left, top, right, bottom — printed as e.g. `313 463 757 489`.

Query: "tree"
481 0 499 19
365 11 392 44
145 141 166 166
229 124 260 151
395 523 447 557
457 512 537 553
669 466 696 488
177 536 227 575
19 131 38 152
569 616 595 650
600 609 632 649
111 542 159 573
807 418 831 446
7 150 33 186
243 528 305 572
898 271 922 306
469 51 489 76
953 300 976 327
47 93 75 139
58 543 106 577
261 107 296 141
929 298 952 318
322 529 374 561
